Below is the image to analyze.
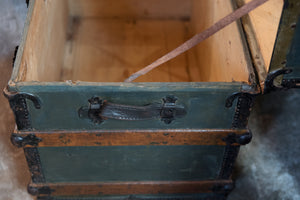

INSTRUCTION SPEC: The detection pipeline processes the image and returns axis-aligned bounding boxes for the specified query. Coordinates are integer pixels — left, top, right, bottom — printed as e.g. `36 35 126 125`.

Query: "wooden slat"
191 0 252 83
15 129 248 147
19 0 69 82
236 3 267 90
29 180 233 196
68 0 192 20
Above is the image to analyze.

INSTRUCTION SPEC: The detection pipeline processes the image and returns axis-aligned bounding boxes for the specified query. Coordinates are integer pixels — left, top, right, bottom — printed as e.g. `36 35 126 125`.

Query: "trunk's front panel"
14 83 239 131
8 82 247 199
38 145 225 183
15 128 249 198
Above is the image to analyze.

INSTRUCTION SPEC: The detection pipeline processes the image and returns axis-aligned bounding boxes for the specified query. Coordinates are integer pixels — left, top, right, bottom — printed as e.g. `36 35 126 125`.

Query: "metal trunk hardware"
11 133 42 148
264 68 300 93
78 95 187 124
3 87 41 130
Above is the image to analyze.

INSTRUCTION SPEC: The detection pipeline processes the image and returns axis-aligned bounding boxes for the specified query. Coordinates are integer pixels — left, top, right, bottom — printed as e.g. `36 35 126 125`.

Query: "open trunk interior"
16 0 283 83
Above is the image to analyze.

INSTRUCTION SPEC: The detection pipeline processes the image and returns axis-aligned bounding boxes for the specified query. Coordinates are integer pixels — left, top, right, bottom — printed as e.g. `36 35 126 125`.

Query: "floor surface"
0 1 299 200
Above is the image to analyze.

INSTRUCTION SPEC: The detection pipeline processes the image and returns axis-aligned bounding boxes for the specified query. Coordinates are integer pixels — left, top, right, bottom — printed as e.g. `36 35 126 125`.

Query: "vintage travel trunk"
4 0 300 199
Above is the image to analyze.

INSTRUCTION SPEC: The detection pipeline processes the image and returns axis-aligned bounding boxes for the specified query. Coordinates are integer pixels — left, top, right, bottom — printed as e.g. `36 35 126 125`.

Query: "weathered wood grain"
244 0 283 70
13 0 255 83
15 129 248 147
29 180 233 196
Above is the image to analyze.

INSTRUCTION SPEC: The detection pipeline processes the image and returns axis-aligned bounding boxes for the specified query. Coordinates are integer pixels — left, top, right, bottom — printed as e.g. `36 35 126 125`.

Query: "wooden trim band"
13 129 250 147
28 180 234 196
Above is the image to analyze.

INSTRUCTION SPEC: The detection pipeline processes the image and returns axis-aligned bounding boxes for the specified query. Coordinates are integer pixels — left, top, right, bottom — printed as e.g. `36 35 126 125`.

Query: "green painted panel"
49 193 225 200
269 0 300 80
38 145 225 183
14 82 240 130
285 16 300 79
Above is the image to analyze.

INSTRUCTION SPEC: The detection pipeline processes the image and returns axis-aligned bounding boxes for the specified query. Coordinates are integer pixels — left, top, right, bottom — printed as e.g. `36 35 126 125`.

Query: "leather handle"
78 96 186 124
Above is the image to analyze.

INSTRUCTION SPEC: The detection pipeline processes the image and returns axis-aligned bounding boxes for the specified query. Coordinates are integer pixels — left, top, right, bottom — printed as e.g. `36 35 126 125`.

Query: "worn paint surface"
269 0 300 80
38 145 225 183
11 82 240 130
285 14 300 79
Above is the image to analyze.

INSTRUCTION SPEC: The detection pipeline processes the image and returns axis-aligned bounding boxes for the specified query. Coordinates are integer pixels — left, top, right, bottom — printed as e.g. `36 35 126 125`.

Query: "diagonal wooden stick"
124 0 269 82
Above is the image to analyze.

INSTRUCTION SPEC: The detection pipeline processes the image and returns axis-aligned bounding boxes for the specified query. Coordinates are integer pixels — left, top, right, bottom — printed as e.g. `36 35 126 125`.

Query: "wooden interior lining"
191 0 252 82
61 0 252 82
244 0 283 71
68 0 192 20
21 0 68 82
62 19 200 82
19 0 275 83
63 0 199 82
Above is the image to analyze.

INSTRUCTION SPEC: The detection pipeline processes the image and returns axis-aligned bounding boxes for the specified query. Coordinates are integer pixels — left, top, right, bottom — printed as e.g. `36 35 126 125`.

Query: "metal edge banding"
221 92 255 180
3 88 31 130
3 87 42 131
219 92 255 179
217 146 240 179
231 95 255 129
24 147 45 183
13 129 250 147
28 180 233 196
218 97 251 179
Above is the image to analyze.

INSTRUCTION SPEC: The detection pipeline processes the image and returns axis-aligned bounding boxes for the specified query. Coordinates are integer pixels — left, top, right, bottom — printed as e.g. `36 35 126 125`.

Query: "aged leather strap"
125 0 269 82
101 103 162 121
79 96 186 124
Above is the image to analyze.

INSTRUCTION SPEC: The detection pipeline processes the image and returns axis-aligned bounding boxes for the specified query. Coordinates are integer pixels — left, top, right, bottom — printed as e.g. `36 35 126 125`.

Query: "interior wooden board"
20 0 254 83
191 0 252 83
244 0 283 71
62 0 252 82
62 19 199 82
18 0 68 82
68 0 192 20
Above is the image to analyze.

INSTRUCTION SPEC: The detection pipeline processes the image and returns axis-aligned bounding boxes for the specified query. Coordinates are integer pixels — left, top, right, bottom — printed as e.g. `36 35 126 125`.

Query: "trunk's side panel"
38 145 225 183
269 0 300 79
13 83 240 130
285 16 300 79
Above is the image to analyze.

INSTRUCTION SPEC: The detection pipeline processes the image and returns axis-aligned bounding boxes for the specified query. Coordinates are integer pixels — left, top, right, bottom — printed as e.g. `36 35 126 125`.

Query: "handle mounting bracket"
79 96 186 125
